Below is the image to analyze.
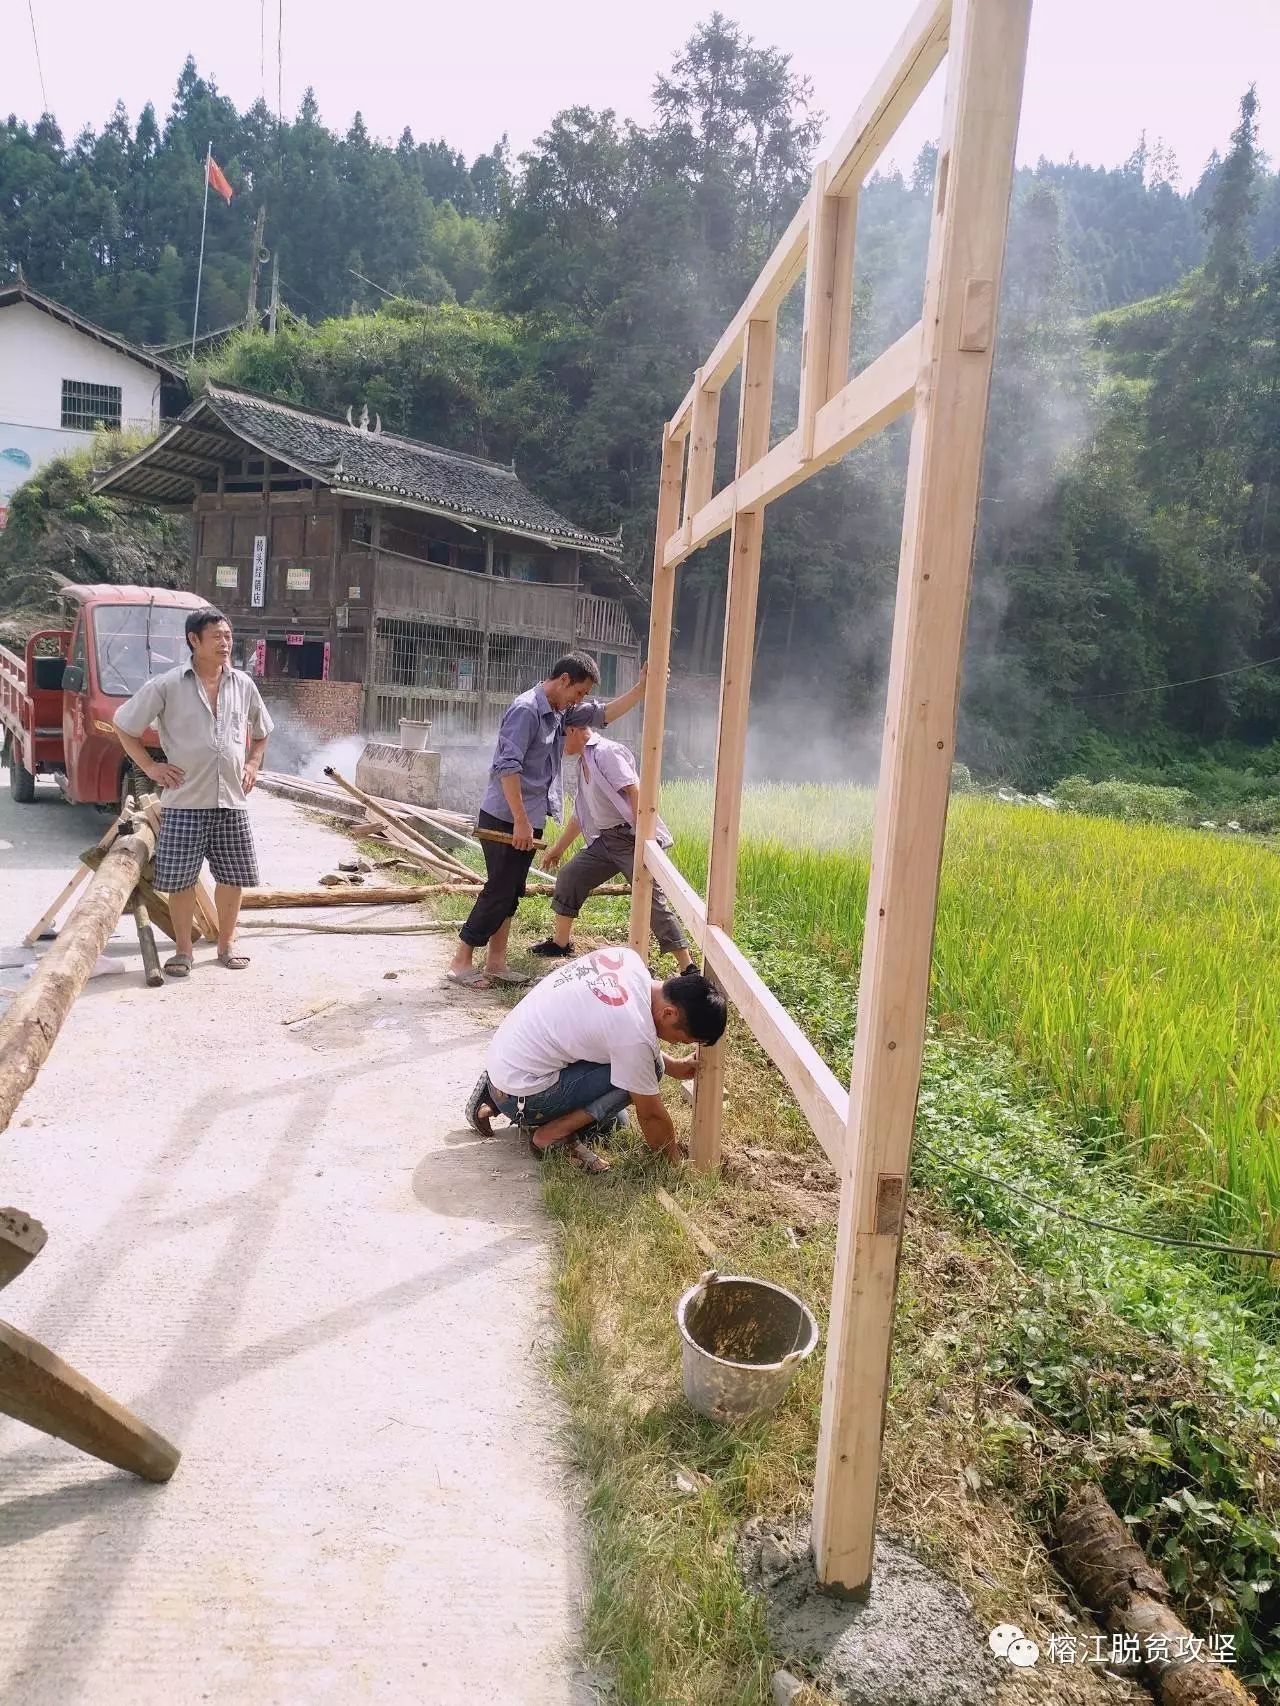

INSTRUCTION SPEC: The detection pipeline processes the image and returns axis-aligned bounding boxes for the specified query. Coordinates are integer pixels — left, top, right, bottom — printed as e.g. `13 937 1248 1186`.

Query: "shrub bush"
1053 775 1195 824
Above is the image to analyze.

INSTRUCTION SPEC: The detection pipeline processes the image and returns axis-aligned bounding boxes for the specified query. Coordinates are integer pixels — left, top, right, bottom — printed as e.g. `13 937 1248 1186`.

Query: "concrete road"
0 771 588 1704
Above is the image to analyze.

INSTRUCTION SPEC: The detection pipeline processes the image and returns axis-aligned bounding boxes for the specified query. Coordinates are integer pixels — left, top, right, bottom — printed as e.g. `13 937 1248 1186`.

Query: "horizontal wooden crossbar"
667 0 949 437
644 840 847 1164
662 322 922 570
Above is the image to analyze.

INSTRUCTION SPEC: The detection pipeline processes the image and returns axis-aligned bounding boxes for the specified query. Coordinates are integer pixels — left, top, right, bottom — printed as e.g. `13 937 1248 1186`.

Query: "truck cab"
2 585 207 807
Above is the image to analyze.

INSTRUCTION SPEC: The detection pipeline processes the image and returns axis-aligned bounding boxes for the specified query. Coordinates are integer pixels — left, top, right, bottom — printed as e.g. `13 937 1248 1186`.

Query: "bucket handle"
697 1268 720 1288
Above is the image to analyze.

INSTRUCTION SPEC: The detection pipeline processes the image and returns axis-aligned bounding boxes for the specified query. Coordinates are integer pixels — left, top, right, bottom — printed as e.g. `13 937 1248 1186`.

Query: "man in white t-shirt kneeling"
465 946 727 1175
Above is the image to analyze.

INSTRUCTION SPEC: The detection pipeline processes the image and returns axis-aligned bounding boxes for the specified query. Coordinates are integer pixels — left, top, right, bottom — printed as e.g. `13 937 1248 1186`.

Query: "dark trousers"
459 809 537 947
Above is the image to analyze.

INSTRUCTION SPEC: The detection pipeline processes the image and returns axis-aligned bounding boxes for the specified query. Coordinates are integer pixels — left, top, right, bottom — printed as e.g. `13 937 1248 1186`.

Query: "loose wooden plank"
655 1187 720 1264
0 1317 180 1482
0 818 157 1137
23 816 123 946
812 0 1032 1596
0 1208 47 1294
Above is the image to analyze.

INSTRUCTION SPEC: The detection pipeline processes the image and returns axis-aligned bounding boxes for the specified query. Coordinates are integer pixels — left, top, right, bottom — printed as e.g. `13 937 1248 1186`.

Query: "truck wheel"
7 738 36 804
120 764 156 815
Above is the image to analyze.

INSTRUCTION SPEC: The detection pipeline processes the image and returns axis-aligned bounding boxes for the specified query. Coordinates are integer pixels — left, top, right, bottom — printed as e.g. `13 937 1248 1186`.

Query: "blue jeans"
490 1060 634 1130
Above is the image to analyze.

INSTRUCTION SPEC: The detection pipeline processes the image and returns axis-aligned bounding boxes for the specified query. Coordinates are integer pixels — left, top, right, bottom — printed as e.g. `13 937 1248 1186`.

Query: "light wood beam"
662 324 922 570
826 0 951 195
690 316 776 1169
812 0 1032 1597
628 428 687 953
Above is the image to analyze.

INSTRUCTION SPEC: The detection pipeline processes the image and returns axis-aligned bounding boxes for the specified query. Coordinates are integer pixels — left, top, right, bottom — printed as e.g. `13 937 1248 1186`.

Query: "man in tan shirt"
114 607 273 977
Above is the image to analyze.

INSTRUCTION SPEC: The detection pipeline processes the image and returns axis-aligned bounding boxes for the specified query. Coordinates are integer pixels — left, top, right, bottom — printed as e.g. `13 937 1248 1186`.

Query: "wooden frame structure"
628 0 1032 1594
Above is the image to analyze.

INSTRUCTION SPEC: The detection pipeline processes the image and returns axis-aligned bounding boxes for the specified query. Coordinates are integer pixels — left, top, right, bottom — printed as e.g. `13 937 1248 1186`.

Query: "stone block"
355 742 442 808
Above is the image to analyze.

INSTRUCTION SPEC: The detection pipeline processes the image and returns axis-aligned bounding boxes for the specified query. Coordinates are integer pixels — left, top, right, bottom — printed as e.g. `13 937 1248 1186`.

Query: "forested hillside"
2 18 1278 783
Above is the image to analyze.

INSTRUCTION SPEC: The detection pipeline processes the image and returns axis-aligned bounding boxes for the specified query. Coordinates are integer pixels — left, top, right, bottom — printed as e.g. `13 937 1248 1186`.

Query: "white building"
0 282 184 528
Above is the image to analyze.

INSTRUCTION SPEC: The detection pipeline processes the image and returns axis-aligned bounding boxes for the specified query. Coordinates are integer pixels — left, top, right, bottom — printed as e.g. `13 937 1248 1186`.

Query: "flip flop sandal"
528 1133 610 1175
465 1073 497 1137
163 952 193 978
487 968 532 987
447 967 491 989
217 951 251 970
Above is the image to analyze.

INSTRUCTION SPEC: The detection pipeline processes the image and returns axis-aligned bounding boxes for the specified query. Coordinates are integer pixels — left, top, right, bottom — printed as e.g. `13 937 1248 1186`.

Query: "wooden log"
23 817 124 947
0 1208 47 1294
0 818 156 1137
238 887 437 908
130 899 164 987
0 1317 179 1483
474 826 547 850
325 769 480 880
1055 1486 1255 1706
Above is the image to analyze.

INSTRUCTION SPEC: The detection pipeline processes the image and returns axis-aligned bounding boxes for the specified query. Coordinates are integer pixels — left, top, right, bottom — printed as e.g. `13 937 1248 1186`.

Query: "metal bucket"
399 718 431 752
676 1270 819 1424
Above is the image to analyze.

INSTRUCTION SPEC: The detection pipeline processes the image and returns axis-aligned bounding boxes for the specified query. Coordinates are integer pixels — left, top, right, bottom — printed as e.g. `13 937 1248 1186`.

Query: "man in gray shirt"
448 651 648 988
114 606 273 977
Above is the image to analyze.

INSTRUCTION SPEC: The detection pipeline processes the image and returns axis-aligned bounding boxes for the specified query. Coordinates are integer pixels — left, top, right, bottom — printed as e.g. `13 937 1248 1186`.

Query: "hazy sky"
11 0 1276 185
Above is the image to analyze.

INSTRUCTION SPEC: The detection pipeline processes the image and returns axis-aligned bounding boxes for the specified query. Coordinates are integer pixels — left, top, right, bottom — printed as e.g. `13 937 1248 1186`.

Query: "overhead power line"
916 1138 1280 1265
1073 653 1280 703
26 0 49 114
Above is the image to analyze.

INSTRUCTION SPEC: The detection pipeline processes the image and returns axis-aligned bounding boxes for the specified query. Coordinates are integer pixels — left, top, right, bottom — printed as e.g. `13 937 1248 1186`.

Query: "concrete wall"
0 300 164 512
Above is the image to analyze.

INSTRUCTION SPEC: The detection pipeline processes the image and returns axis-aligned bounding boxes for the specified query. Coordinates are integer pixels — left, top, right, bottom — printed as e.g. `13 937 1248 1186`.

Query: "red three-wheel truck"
1 583 207 810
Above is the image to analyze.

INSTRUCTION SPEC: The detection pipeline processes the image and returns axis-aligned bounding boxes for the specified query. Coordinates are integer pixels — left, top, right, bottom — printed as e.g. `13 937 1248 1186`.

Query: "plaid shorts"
154 808 260 892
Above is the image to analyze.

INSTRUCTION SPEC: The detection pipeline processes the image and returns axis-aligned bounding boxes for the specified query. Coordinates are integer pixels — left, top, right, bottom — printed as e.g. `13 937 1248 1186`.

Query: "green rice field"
658 782 1280 1255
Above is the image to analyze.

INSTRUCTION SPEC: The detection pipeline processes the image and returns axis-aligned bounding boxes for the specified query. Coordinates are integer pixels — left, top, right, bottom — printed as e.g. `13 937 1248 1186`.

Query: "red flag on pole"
206 155 233 203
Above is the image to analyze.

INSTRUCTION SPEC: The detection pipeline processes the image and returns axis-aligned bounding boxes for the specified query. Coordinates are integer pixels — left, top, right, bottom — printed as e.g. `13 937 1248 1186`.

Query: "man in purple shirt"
447 651 648 988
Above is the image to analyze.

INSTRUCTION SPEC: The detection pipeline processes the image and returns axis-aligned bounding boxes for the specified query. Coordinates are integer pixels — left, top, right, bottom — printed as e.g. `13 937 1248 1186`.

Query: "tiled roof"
95 383 623 560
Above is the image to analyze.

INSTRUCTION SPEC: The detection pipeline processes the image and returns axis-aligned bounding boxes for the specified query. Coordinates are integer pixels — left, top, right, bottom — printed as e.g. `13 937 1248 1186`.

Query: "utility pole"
267 253 280 338
245 205 267 330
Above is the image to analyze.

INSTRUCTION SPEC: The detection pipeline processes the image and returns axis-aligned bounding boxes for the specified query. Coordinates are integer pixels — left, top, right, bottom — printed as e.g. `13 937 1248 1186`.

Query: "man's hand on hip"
147 761 185 790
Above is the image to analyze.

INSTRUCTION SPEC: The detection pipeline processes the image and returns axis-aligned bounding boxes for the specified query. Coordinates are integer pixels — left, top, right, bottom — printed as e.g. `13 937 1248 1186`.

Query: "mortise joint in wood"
874 1175 905 1236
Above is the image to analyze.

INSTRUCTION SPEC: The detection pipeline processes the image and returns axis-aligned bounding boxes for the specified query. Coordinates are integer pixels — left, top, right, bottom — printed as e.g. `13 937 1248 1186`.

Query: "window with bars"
371 618 483 693
61 380 123 432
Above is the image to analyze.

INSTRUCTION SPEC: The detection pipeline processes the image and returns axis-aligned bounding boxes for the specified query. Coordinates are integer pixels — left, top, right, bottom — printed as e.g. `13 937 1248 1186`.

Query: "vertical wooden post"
812 0 1032 1594
682 374 721 547
798 168 859 462
629 426 688 954
689 317 777 1168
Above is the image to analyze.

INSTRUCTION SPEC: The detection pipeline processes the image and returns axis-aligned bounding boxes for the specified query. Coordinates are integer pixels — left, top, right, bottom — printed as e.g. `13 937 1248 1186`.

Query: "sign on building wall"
348 584 361 600
250 639 266 676
215 564 238 589
286 632 304 646
251 535 267 608
322 642 331 681
286 566 311 592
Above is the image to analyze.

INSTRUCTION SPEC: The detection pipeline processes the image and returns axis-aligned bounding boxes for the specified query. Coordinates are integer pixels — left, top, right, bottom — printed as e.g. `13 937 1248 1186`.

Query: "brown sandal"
217 950 251 970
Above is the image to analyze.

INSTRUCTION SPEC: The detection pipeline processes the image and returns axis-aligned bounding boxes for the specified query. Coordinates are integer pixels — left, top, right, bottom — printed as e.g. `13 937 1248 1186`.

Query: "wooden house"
95 384 641 735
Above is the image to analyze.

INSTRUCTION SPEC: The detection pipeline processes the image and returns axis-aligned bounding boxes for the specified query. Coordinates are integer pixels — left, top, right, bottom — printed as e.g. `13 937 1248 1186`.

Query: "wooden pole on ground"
811 0 1032 1595
0 816 157 1136
0 1317 180 1482
689 314 777 1169
629 428 690 954
129 897 164 987
23 817 124 947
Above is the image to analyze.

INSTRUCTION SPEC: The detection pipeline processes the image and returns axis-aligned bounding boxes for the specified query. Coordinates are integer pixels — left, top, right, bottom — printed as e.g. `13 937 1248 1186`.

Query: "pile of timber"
258 767 628 901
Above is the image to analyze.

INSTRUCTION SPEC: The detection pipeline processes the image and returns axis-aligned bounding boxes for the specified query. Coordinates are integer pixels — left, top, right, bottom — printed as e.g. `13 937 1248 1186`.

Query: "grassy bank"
660 782 1280 1256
